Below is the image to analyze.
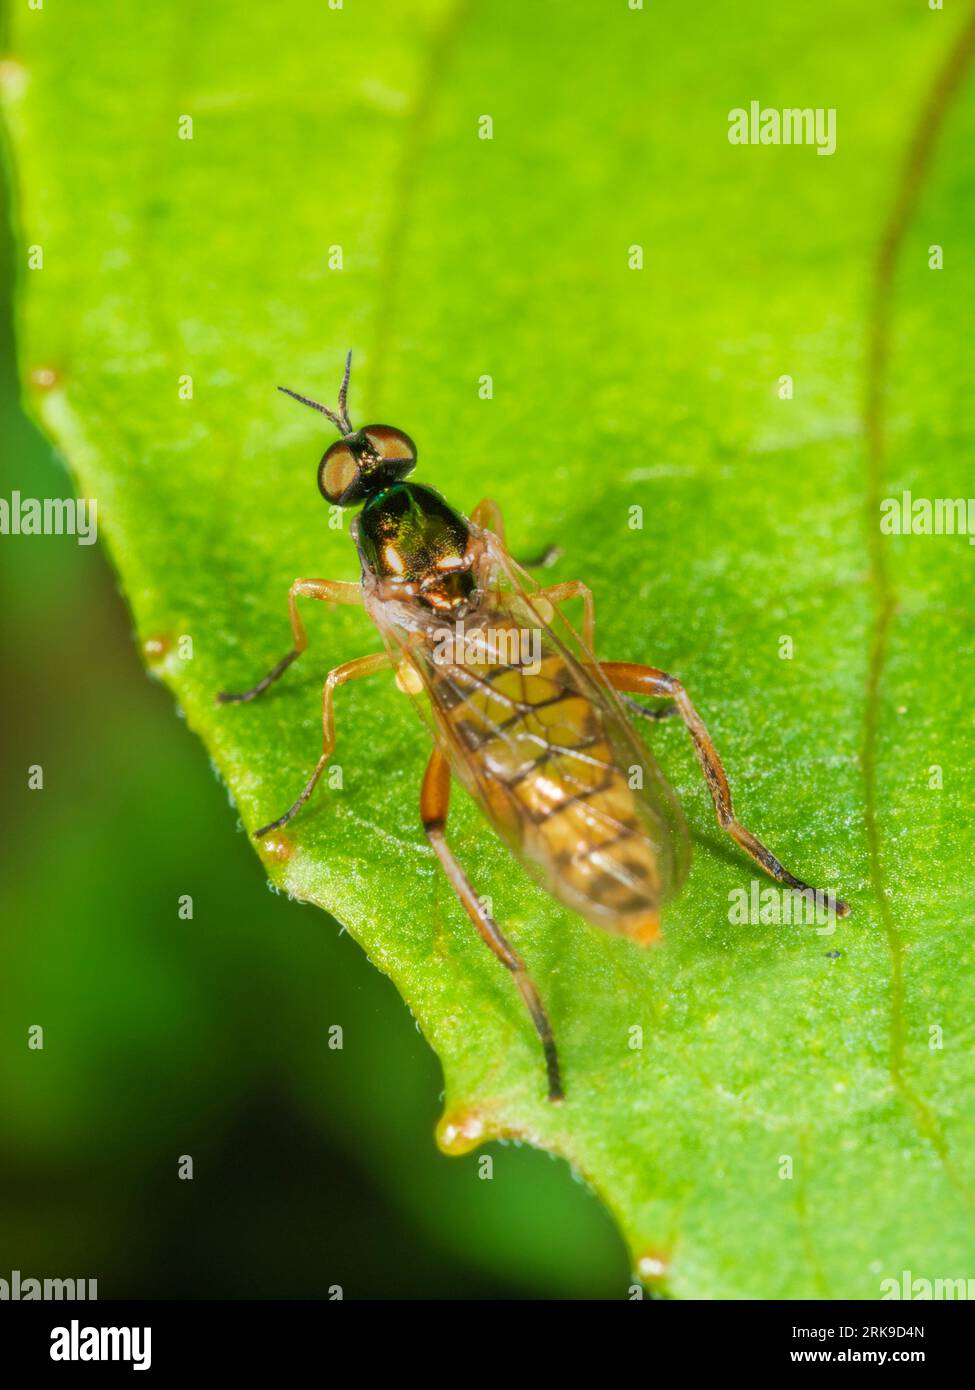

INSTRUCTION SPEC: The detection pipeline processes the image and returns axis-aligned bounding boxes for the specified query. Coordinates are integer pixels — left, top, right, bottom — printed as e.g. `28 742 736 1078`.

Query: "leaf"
4 0 974 1297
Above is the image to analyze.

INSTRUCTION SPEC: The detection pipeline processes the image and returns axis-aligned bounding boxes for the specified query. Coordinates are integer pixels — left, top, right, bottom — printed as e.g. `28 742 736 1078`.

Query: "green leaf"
4 0 974 1297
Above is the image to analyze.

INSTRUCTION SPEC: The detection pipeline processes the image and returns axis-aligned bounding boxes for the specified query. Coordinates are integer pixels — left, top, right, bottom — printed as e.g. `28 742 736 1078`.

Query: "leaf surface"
4 0 974 1296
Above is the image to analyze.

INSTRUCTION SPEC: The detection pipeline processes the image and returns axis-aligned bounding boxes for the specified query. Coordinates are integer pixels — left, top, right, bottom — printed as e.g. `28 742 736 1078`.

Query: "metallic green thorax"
357 483 474 605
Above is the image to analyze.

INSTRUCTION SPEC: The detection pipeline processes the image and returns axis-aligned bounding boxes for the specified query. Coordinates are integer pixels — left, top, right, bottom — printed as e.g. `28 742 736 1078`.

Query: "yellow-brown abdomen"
435 637 665 945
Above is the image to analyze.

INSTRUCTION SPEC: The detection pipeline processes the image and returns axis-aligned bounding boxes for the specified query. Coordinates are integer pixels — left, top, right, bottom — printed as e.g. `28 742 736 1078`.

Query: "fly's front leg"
600 661 850 918
470 497 561 570
255 650 390 838
420 744 563 1103
218 577 362 703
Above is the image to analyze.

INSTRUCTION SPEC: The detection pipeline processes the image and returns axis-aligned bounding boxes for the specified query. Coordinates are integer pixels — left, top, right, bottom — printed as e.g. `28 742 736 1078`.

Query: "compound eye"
318 439 360 504
361 425 417 467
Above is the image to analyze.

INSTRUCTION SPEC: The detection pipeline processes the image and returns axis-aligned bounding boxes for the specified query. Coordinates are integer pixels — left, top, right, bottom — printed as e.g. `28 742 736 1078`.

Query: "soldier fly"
219 353 849 1102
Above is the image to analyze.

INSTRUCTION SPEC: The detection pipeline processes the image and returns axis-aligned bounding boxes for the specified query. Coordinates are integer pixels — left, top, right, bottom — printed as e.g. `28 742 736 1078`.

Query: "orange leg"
219 577 362 703
255 651 390 837
601 661 850 918
420 744 563 1102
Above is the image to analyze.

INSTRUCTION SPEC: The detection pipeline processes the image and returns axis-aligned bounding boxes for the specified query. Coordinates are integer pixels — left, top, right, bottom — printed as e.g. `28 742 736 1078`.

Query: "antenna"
278 350 354 436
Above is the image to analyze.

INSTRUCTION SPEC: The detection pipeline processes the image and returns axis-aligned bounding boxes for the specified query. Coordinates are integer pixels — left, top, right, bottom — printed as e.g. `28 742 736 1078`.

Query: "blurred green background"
3 0 974 1301
0 81 626 1305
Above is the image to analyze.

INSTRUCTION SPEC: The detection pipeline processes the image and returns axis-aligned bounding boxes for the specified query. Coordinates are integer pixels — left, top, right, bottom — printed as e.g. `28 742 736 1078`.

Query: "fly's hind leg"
619 696 680 723
470 498 561 570
218 577 362 703
254 650 390 838
600 661 850 918
420 744 563 1103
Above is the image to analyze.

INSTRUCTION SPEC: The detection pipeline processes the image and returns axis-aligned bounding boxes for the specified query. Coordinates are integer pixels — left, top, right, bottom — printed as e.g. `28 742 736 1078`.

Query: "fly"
219 353 850 1102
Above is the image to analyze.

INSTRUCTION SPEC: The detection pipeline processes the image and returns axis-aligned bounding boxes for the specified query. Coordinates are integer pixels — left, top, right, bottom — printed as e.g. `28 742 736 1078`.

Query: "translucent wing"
363 523 690 941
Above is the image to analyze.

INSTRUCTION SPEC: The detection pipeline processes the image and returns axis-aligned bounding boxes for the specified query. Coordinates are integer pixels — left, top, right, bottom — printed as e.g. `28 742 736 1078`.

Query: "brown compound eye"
318 439 361 504
360 424 417 467
318 425 418 507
